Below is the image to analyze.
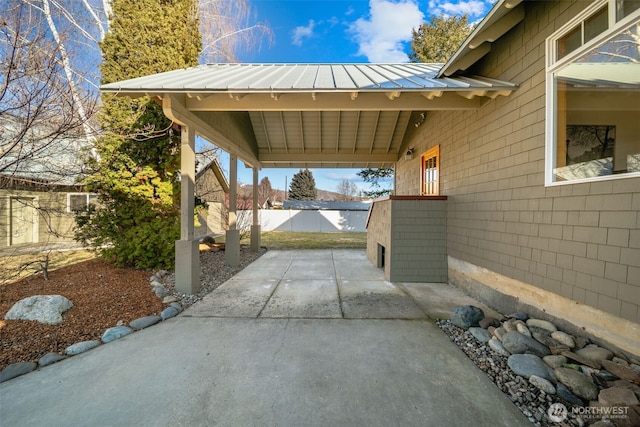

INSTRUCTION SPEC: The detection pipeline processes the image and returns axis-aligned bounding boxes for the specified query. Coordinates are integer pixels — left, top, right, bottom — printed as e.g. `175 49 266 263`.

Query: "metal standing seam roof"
100 63 518 169
100 63 517 93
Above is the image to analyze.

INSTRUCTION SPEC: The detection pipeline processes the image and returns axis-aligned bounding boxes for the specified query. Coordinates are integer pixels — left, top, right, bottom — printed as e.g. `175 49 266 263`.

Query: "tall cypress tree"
288 169 317 201
75 0 201 269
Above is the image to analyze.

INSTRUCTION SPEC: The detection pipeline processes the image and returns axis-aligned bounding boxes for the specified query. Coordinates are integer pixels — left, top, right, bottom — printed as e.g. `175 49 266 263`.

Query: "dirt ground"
0 259 164 370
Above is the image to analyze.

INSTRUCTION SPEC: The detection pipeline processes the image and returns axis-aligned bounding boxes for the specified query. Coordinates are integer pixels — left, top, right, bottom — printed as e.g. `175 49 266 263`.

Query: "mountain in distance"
236 183 362 202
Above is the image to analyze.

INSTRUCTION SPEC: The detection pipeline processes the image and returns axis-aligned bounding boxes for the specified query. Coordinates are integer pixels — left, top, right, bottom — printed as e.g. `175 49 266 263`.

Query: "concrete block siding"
394 1 640 325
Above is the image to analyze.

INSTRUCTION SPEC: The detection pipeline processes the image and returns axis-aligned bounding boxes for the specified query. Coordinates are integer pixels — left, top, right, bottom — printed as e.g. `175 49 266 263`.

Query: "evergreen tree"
357 168 394 199
409 15 472 63
75 0 201 269
288 169 317 200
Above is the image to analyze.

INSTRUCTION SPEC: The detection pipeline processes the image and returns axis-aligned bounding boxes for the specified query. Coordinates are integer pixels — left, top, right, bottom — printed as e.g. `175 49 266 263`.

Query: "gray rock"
493 326 506 341
65 340 100 355
162 295 179 304
532 332 560 348
479 317 500 329
160 306 179 320
506 312 529 321
502 331 551 357
551 331 576 348
515 322 531 337
573 336 588 350
170 302 183 313
130 315 161 330
529 375 556 394
555 367 599 401
450 305 485 329
543 355 567 369
38 352 66 367
599 387 639 407
612 356 629 366
4 295 73 325
556 382 584 405
611 380 640 397
0 362 37 382
488 337 510 356
102 325 134 343
562 350 601 369
507 354 556 381
596 370 619 382
152 285 169 298
601 359 640 383
526 318 557 332
576 346 613 362
503 320 517 332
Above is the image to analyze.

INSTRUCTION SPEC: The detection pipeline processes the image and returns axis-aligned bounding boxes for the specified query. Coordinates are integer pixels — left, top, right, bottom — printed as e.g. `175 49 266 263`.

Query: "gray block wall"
367 197 447 282
394 1 640 324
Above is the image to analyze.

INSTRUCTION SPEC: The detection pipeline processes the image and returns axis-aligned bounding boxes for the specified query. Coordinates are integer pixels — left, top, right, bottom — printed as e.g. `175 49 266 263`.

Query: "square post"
175 126 199 294
226 154 240 266
251 167 261 252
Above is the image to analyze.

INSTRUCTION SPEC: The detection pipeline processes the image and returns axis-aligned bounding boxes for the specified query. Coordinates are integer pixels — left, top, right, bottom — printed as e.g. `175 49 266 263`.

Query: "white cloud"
348 0 424 63
292 19 316 47
428 0 490 19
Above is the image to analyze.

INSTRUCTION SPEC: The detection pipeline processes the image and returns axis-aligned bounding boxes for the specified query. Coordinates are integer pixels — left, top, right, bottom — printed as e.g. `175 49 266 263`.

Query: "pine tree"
75 0 201 269
288 169 317 201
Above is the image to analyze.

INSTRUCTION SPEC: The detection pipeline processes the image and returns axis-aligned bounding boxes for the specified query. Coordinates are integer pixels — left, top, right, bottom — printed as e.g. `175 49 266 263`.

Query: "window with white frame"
67 193 97 213
546 0 640 185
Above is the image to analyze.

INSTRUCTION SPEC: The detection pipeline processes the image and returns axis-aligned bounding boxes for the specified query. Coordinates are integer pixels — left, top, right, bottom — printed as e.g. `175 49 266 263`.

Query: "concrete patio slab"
0 249 531 427
283 258 336 280
1 317 529 427
186 277 278 318
401 282 504 320
261 279 341 318
339 279 426 319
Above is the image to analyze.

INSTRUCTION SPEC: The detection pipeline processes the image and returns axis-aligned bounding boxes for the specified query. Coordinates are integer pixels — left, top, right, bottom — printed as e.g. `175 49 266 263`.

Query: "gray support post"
226 154 240 266
175 127 199 294
251 167 261 252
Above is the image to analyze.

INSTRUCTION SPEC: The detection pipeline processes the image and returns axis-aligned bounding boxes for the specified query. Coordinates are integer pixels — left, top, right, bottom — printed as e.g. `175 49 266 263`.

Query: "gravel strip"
437 319 594 427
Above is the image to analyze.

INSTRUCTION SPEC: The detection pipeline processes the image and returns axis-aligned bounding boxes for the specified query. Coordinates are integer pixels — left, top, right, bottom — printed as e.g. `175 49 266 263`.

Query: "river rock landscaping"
438 306 640 427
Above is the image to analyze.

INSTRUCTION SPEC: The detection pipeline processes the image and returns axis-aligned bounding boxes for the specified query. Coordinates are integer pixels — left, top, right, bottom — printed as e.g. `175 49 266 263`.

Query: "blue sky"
215 0 494 195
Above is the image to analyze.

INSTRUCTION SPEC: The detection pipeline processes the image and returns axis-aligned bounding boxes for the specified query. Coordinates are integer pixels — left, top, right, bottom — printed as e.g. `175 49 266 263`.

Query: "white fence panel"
238 210 368 232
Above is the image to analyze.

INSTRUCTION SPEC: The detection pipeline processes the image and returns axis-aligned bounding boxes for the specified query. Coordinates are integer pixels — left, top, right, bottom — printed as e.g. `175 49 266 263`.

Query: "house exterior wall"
367 197 447 282
195 168 227 237
395 0 640 332
0 189 77 248
367 198 393 279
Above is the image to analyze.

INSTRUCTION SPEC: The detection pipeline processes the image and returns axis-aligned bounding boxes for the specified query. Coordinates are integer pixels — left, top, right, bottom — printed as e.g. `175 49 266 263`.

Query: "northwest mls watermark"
548 403 629 423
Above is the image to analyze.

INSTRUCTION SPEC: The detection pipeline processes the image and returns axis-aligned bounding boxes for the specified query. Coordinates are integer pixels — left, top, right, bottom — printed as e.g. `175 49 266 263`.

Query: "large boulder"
4 295 73 325
450 305 485 329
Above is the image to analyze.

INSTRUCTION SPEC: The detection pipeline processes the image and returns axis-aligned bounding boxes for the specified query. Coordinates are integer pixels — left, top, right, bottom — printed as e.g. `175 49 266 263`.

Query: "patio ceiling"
101 63 517 169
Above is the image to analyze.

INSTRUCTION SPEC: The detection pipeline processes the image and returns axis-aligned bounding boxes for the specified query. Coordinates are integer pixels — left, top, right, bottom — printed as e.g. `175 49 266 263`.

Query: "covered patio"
101 63 517 294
